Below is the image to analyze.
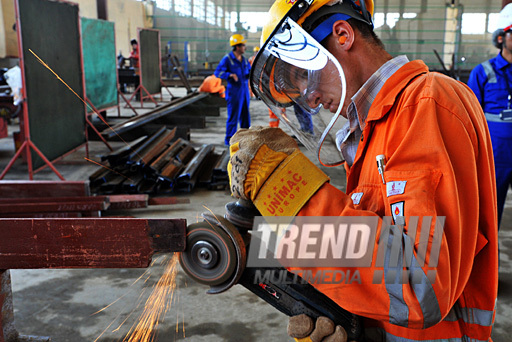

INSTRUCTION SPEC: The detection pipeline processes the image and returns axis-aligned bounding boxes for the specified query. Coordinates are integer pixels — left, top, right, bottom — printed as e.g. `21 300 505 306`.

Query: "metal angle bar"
175 145 214 191
140 127 177 165
129 126 167 161
178 144 214 181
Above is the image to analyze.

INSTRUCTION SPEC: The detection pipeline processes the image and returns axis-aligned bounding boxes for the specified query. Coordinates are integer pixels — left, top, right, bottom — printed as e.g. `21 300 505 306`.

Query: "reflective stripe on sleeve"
443 300 496 327
383 225 442 328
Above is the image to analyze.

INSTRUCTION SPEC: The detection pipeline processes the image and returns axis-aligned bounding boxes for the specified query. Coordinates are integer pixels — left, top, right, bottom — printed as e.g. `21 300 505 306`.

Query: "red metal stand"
161 80 175 100
0 121 65 180
84 97 113 151
126 84 158 108
117 87 139 116
1 0 90 181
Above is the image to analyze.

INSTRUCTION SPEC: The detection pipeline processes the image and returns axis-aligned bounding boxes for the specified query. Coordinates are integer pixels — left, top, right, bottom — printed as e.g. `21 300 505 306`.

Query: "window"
175 0 192 17
155 0 172 11
225 10 230 30
217 6 223 27
207 1 216 25
461 13 486 34
194 0 206 22
488 13 499 33
373 12 417 29
230 11 268 32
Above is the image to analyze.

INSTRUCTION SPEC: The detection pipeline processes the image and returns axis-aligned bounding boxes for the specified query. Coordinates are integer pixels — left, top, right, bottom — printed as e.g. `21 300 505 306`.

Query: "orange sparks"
122 253 181 342
91 268 152 316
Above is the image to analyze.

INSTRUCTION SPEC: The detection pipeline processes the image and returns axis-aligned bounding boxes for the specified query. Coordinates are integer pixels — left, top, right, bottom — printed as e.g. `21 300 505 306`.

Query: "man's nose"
306 90 322 108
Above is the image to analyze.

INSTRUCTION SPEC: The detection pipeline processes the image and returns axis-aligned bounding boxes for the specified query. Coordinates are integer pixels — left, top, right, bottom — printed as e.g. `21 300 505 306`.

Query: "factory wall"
0 0 17 58
0 0 148 61
108 0 151 57
153 7 231 73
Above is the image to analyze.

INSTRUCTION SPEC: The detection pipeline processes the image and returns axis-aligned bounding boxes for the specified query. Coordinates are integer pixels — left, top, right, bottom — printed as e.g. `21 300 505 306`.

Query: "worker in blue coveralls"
214 34 251 145
468 4 512 228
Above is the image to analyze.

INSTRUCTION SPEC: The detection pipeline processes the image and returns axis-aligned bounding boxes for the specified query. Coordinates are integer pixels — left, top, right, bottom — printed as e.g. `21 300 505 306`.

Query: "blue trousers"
225 91 250 145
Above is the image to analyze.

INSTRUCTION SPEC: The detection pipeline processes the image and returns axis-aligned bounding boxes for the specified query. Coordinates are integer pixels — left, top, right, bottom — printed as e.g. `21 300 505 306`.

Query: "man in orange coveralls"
228 0 498 341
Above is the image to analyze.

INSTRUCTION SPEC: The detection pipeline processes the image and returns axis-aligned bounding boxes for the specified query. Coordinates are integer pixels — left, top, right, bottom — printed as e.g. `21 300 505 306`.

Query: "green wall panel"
81 18 118 111
18 0 86 169
139 29 161 95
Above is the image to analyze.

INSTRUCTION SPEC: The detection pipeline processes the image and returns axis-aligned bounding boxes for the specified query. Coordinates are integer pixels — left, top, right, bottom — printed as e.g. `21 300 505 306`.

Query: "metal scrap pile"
89 126 229 195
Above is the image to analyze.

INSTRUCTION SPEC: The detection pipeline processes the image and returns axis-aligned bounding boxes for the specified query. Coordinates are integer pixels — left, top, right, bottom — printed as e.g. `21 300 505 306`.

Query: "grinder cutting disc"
179 221 237 286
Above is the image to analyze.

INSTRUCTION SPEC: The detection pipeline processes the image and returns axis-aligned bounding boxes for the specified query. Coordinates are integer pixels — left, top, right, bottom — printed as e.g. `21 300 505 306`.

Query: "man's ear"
332 20 354 49
498 35 504 45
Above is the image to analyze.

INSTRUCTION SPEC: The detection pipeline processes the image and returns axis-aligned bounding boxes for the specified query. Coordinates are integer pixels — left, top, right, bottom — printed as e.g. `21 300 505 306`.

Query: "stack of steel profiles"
89 132 230 194
90 127 180 194
208 149 230 190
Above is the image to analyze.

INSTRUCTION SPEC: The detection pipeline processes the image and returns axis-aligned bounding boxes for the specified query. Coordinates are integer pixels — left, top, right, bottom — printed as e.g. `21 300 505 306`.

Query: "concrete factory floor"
0 87 511 341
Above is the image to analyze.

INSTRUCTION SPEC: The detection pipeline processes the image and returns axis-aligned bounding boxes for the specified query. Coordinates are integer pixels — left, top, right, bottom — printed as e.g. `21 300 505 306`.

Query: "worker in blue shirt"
468 4 512 228
214 34 251 145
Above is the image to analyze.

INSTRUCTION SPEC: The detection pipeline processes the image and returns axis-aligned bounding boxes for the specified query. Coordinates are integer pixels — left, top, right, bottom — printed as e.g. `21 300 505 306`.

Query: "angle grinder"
179 199 363 340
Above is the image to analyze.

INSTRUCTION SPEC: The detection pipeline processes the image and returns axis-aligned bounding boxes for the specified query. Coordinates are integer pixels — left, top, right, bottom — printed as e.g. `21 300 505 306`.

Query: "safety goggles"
250 18 346 166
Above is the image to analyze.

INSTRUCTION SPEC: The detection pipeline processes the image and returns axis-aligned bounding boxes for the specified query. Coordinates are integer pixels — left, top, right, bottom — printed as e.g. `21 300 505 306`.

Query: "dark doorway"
97 0 107 20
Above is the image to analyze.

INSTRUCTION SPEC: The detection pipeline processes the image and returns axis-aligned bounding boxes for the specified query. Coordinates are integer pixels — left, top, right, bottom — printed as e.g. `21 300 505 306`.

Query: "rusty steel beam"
1 270 18 342
107 194 148 209
0 218 186 269
148 197 190 205
0 198 108 214
1 270 53 342
0 181 89 198
107 194 189 209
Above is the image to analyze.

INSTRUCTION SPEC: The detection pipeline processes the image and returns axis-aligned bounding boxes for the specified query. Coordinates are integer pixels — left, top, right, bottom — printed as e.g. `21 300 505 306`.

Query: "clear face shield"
251 18 347 166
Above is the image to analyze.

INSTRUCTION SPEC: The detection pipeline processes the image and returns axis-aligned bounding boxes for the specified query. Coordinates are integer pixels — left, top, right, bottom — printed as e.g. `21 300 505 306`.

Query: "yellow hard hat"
261 0 374 46
229 34 247 47
253 46 260 52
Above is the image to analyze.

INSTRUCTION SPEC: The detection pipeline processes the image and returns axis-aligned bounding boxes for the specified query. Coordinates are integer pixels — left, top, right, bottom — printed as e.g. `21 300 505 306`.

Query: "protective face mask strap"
309 13 351 42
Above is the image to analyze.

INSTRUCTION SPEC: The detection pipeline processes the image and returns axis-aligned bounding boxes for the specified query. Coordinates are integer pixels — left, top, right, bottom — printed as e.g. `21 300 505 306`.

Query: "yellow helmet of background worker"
253 46 260 52
260 0 374 46
229 34 247 46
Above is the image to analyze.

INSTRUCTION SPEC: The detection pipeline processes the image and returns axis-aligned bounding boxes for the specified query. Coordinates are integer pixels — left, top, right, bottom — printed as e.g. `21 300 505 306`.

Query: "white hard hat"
497 3 512 31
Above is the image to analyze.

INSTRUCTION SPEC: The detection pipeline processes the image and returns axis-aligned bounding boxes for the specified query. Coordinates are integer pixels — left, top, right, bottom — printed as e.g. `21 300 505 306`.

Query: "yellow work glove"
228 126 329 216
288 314 348 342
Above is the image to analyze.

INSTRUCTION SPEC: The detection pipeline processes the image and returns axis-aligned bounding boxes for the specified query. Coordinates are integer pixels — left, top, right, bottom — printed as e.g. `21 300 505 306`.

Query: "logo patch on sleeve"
350 192 364 205
386 181 407 197
391 201 405 225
